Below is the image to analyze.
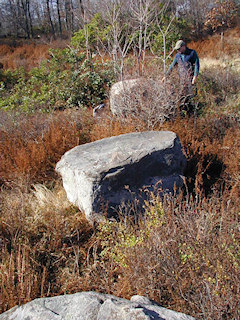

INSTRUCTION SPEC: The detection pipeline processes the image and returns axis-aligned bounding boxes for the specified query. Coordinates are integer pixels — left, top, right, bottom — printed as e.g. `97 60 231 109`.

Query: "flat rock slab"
56 131 186 222
0 292 195 320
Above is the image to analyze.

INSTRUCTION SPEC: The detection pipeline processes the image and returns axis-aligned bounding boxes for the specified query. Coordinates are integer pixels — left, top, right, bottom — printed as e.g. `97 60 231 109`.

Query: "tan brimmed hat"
174 40 185 50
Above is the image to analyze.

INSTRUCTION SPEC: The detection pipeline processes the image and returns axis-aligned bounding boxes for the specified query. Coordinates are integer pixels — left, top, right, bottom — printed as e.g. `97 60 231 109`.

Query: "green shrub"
71 13 108 52
0 48 115 113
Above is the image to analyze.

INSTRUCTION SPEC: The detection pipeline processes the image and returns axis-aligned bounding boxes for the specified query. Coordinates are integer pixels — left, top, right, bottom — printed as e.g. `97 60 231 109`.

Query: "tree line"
0 0 238 40
0 0 85 38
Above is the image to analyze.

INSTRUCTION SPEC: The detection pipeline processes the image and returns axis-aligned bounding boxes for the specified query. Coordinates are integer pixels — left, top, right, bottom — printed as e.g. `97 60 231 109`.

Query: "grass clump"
0 183 93 313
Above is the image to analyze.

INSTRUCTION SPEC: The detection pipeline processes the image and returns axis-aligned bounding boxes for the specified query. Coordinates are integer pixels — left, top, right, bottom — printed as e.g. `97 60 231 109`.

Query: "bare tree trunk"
20 0 31 38
46 0 55 37
16 0 22 37
57 0 62 35
83 16 90 60
65 0 72 32
27 0 33 37
70 0 74 33
221 30 224 51
7 0 18 36
130 0 156 76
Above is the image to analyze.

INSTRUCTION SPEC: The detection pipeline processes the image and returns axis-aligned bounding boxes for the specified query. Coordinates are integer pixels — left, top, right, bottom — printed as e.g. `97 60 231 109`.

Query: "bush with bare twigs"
84 190 239 319
110 74 196 129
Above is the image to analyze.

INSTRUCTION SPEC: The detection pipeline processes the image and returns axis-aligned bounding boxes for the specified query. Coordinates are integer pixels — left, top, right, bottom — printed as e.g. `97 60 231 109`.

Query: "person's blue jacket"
167 47 200 78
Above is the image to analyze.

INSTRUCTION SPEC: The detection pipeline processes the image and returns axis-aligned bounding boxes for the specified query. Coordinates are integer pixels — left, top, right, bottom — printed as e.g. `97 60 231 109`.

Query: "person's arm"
192 51 200 84
162 55 177 82
166 55 178 75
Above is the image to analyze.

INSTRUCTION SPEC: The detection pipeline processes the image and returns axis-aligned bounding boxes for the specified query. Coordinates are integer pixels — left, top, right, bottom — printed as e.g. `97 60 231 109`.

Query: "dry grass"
200 57 240 72
189 27 240 59
0 44 50 70
0 28 240 317
0 182 93 313
0 39 69 71
161 116 240 195
0 110 92 187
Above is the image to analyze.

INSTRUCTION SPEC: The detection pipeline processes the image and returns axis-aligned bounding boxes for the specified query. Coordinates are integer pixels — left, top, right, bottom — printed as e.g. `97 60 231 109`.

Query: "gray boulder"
110 79 142 116
0 292 195 320
56 131 186 222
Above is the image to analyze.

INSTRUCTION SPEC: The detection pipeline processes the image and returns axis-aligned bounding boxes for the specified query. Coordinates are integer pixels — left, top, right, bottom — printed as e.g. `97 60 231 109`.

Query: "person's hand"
192 76 197 85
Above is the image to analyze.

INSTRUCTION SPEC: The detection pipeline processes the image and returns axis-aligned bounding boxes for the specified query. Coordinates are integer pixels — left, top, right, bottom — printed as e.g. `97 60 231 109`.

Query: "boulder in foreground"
56 131 186 222
0 292 195 320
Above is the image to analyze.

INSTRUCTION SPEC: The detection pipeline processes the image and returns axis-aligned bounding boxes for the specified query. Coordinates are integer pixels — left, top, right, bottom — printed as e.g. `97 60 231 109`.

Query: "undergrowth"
0 110 92 187
88 191 239 319
0 109 239 319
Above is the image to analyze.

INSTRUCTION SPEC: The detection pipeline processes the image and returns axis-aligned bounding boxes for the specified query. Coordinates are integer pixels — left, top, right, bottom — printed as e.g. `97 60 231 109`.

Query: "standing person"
166 40 200 84
162 40 200 110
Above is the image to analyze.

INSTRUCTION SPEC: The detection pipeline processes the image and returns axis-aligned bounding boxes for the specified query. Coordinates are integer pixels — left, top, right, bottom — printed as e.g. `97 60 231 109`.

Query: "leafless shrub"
199 66 240 103
83 190 240 320
110 74 194 129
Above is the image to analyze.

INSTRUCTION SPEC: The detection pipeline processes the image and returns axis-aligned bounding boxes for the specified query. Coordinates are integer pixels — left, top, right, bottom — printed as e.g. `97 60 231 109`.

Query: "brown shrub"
0 39 69 71
79 191 240 320
90 116 139 141
0 110 92 187
0 44 14 56
0 44 50 70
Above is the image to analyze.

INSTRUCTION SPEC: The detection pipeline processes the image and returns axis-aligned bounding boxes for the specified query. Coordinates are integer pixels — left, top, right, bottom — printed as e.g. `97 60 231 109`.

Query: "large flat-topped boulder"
56 131 186 222
0 292 195 320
